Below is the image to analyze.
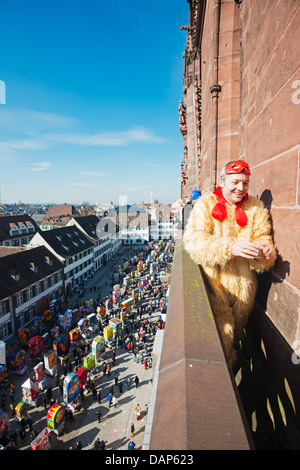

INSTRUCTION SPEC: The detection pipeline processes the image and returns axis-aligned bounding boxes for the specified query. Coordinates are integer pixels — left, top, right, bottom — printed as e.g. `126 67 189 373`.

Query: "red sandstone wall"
199 0 241 192
199 0 214 192
217 0 240 167
239 0 300 346
182 0 300 348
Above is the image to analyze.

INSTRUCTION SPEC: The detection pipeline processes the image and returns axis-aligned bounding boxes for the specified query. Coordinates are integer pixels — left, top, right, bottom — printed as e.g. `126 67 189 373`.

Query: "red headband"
225 161 251 175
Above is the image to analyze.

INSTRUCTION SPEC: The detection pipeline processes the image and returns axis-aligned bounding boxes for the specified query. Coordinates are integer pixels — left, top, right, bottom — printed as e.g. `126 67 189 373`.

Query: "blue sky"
0 0 188 205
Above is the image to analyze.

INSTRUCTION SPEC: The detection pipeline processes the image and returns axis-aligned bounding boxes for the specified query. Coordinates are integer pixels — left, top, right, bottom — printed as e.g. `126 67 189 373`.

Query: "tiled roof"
0 215 40 242
0 246 64 299
71 215 100 240
0 247 25 258
36 225 93 258
41 204 79 226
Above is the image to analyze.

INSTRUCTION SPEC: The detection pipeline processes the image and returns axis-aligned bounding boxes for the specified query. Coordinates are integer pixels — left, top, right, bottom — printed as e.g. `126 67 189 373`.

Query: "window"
35 283 41 295
10 271 21 281
15 292 23 308
45 256 53 266
0 300 9 317
29 263 39 273
0 322 10 340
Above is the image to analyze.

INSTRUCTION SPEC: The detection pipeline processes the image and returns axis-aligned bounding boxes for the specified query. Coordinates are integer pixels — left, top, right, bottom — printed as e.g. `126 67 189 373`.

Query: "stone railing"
147 239 254 450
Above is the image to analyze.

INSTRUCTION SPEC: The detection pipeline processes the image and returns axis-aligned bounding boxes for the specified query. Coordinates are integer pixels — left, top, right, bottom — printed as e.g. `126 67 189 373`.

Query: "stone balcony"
146 239 254 450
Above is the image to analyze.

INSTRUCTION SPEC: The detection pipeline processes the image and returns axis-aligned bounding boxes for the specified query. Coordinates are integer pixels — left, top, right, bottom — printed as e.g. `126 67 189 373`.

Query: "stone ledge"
149 239 254 450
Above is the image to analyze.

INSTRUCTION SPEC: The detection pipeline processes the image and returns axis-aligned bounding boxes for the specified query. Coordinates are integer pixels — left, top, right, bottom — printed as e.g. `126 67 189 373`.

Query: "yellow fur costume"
183 192 276 365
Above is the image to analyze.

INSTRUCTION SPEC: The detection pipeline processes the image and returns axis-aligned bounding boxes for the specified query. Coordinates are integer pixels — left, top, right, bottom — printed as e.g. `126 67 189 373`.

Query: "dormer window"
29 262 39 273
62 244 69 251
45 256 53 266
55 235 62 241
10 271 21 281
11 226 19 236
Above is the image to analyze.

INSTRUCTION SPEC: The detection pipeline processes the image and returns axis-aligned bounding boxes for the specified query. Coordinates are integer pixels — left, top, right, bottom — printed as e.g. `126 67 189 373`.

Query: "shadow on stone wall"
233 188 300 450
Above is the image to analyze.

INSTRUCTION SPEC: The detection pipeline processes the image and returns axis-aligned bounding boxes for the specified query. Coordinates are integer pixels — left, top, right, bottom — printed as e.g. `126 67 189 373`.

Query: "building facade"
67 215 114 270
28 226 94 295
180 0 300 367
0 246 64 342
0 215 40 247
149 204 175 241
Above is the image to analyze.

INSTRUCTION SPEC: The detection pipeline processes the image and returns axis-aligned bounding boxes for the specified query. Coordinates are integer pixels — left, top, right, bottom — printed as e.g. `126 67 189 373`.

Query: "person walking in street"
107 392 112 408
130 422 135 438
135 404 141 421
134 375 139 388
94 437 101 450
76 441 82 450
112 394 118 408
127 377 131 390
96 409 102 423
127 439 136 450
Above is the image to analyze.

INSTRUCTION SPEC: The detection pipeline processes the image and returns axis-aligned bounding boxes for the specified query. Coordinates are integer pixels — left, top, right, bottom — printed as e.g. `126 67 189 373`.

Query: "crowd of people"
0 240 174 450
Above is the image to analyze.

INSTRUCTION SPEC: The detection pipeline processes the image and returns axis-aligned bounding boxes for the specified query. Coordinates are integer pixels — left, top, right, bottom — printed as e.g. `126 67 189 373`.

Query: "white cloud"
0 108 77 132
71 182 99 187
79 171 107 176
45 126 166 147
144 161 161 168
26 161 52 172
0 126 166 159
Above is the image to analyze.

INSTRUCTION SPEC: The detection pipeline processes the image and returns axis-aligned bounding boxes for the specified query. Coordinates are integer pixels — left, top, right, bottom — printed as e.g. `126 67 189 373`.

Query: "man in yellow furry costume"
183 160 276 366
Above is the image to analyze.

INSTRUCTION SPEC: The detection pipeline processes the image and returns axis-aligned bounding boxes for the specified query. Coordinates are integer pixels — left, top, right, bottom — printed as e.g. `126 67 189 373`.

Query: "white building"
148 204 175 241
27 226 94 295
67 215 115 271
107 205 150 246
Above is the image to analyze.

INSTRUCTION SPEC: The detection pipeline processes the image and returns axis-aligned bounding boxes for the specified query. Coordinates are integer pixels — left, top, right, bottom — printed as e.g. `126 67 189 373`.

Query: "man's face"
220 172 250 205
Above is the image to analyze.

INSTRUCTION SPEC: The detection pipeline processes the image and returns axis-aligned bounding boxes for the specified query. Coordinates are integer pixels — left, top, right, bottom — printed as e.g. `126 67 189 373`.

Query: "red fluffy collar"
211 186 248 226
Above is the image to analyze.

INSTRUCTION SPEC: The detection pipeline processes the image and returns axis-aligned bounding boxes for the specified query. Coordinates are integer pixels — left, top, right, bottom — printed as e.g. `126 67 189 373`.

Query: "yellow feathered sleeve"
248 199 277 273
183 196 235 269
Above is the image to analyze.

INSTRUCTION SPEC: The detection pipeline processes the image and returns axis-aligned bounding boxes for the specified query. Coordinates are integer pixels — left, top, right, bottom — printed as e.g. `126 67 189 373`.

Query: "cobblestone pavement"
1 247 168 451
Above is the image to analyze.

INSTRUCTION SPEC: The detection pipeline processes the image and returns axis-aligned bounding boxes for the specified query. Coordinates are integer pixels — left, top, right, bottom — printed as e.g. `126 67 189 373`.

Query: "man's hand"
255 243 273 261
231 241 261 259
231 241 273 260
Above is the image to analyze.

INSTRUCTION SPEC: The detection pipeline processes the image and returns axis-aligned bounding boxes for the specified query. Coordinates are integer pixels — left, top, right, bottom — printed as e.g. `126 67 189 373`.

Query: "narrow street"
1 243 172 451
